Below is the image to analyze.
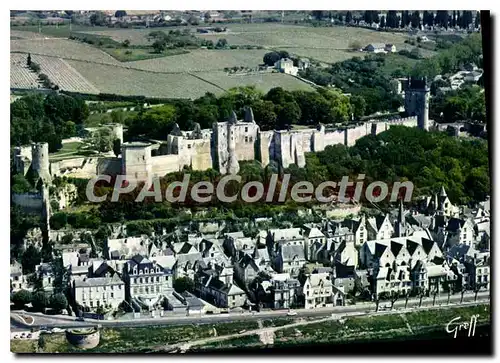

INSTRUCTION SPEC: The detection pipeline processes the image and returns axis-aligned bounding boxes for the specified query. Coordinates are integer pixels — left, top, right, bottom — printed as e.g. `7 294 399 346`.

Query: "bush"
49 293 68 313
398 49 410 57
173 276 195 293
12 289 32 307
32 291 49 312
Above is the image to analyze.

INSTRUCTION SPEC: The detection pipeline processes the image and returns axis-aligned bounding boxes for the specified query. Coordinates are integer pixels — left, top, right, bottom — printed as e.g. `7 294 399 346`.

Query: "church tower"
394 199 406 237
404 77 430 131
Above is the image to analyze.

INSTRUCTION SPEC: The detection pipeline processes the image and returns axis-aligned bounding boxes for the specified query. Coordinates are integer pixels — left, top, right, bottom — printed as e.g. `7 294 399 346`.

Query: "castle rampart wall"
151 154 181 177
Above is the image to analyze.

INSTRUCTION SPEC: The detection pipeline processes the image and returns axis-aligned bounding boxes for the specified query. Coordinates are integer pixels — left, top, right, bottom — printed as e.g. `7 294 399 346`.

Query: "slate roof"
107 236 150 259
151 255 177 270
421 238 436 255
406 240 421 255
374 243 388 258
280 244 305 262
308 272 333 288
74 274 124 287
390 241 404 257
446 218 465 232
270 228 303 242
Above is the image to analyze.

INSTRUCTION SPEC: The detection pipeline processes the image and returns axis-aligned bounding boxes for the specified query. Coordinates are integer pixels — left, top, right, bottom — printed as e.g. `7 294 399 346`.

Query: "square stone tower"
404 77 430 131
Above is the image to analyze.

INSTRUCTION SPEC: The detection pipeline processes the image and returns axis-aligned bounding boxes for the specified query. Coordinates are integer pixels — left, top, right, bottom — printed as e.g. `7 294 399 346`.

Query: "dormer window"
145 268 148 274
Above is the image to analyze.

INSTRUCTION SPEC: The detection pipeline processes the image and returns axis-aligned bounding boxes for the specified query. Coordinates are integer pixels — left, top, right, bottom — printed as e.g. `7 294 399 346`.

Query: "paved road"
11 291 489 332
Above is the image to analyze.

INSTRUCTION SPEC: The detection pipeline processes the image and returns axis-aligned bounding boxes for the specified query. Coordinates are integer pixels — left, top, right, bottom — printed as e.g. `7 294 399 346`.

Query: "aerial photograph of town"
10 9 491 355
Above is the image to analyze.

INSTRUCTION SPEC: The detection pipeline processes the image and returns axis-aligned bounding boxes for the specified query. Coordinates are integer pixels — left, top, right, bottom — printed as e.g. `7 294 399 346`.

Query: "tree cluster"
11 93 89 152
125 86 357 140
412 33 483 79
301 54 403 115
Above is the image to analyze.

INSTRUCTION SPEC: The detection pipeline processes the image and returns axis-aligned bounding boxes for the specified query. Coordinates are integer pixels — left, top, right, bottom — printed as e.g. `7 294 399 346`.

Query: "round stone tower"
31 142 51 183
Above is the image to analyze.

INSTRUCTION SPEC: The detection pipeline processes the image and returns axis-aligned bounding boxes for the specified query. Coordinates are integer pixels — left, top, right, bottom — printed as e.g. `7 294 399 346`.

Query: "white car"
287 310 298 316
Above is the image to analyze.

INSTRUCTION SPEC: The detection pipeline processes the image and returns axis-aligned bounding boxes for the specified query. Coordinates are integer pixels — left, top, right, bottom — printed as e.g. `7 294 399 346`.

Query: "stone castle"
13 77 431 184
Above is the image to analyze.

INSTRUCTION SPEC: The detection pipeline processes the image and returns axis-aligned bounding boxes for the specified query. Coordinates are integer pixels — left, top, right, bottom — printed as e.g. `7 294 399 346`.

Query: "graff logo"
445 315 479 338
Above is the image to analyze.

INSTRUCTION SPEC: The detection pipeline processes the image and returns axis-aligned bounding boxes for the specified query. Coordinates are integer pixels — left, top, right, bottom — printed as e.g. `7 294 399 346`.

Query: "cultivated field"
10 53 40 89
65 60 224 99
196 71 315 93
33 55 100 94
10 23 433 98
126 49 268 72
11 38 121 65
10 30 47 39
10 53 100 93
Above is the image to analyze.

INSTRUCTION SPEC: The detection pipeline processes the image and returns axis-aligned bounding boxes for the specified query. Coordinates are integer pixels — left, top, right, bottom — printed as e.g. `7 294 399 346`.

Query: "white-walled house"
74 274 125 310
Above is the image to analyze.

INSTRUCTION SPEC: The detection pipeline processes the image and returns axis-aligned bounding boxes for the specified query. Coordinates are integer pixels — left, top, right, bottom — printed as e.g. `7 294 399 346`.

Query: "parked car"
287 310 298 316
75 317 85 322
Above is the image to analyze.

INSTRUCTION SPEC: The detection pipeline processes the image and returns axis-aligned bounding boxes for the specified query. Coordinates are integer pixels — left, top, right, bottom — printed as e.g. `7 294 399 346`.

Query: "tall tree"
380 15 386 28
411 11 421 28
311 11 325 21
346 11 353 24
364 10 373 24
386 10 398 28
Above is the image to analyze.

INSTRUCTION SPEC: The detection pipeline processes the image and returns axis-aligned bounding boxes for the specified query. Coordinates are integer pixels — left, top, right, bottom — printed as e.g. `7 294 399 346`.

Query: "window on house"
245 137 248 143
110 293 114 298
156 276 160 282
187 144 191 149
249 136 253 142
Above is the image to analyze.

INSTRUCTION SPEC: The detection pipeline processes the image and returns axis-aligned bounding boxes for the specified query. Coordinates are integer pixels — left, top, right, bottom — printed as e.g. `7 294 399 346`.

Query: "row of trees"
12 289 68 313
314 11 479 30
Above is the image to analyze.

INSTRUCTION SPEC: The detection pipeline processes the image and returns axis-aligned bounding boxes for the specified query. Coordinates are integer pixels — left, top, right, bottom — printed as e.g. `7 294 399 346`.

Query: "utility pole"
282 10 284 23
69 18 72 32
38 21 41 34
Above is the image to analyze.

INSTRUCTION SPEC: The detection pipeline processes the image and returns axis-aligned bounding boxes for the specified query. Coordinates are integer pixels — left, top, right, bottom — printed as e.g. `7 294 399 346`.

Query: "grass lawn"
11 319 260 353
49 142 83 157
11 339 37 353
378 53 420 76
262 317 297 328
102 47 188 62
194 334 262 351
85 110 137 127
